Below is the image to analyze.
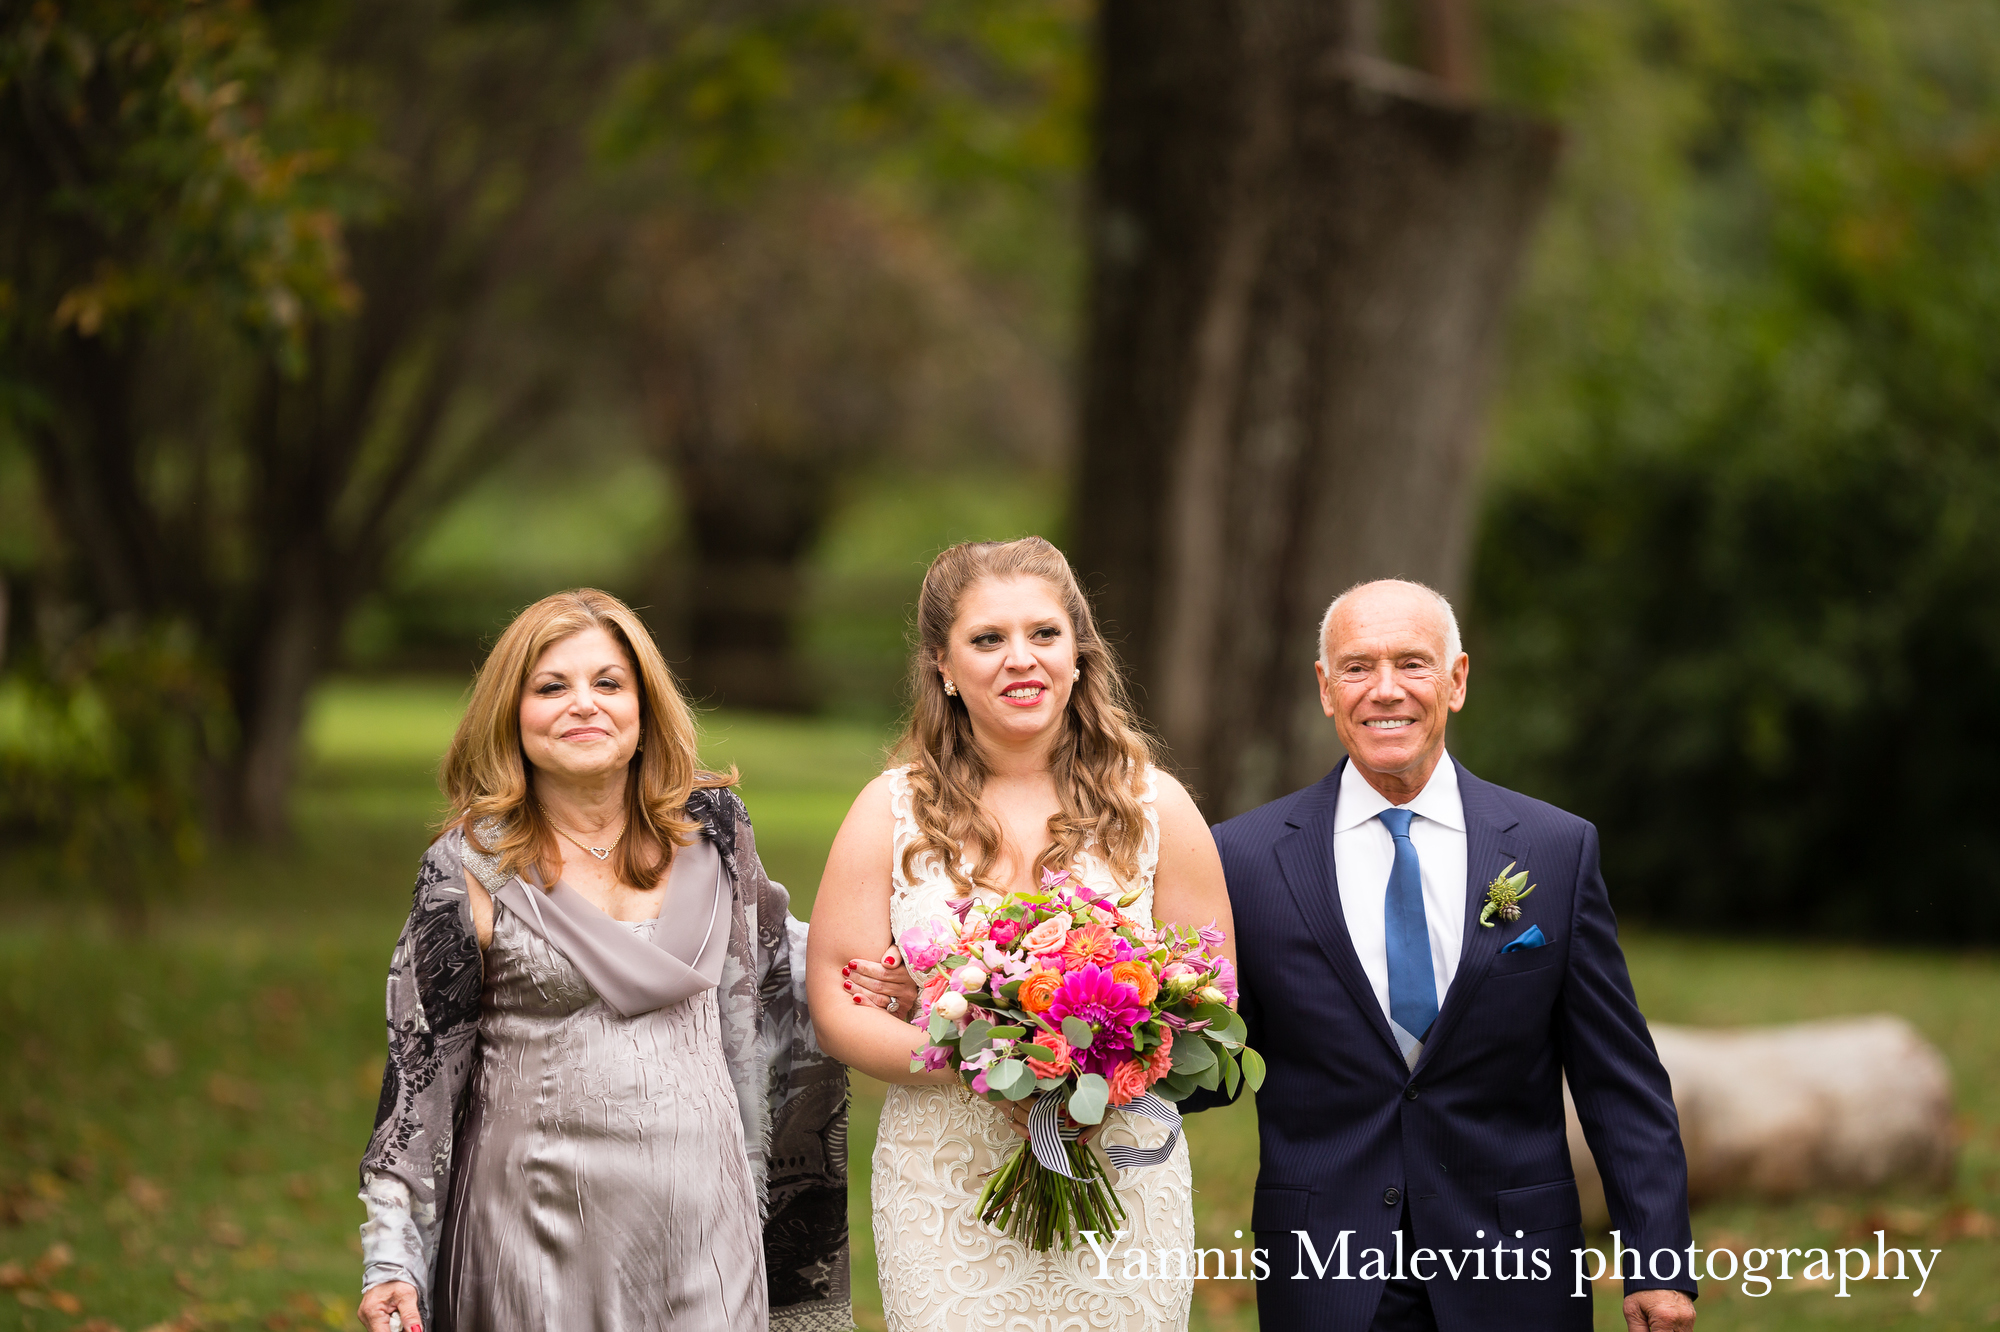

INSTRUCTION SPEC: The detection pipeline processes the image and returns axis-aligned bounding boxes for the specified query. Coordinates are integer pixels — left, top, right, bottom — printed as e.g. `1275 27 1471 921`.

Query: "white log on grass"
1567 1015 1955 1227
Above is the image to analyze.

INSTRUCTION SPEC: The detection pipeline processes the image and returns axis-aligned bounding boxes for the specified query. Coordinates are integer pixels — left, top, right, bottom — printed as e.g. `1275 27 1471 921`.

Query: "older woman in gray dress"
357 589 855 1332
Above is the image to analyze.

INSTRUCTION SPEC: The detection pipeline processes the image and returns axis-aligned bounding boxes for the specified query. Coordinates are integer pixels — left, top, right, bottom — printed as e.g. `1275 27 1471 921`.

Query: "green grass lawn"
1 678 1994 1330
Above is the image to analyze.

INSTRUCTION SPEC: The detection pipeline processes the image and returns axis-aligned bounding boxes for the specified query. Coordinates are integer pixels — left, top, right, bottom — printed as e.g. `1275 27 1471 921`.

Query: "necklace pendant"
588 847 611 860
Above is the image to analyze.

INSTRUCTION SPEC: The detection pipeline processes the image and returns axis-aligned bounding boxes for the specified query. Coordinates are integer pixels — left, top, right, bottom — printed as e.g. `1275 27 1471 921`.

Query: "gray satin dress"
432 897 766 1331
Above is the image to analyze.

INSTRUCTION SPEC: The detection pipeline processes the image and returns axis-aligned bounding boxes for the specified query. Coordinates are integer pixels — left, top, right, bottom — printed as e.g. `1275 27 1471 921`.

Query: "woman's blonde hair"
895 537 1159 893
441 588 733 887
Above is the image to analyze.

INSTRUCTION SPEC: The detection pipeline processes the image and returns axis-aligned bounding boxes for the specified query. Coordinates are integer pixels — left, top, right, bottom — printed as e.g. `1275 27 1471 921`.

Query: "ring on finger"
887 996 899 1013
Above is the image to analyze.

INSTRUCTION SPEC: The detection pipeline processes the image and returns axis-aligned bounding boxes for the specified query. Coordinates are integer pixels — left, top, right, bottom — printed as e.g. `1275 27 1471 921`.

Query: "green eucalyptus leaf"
1061 1016 1095 1050
1170 1035 1216 1075
1240 1046 1267 1093
986 1059 1032 1098
1069 1072 1109 1124
961 1018 994 1053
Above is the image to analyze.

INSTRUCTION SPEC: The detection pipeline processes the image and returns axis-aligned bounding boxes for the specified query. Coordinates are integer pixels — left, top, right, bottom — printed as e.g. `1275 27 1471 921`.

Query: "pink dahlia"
1045 964 1146 1077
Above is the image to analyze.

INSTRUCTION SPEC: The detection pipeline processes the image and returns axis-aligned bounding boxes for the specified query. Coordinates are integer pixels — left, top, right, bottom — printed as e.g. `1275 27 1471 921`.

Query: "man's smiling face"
1314 582 1469 797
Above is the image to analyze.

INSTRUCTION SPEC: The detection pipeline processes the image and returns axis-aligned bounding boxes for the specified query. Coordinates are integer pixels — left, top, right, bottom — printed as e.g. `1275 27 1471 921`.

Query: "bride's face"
938 575 1079 750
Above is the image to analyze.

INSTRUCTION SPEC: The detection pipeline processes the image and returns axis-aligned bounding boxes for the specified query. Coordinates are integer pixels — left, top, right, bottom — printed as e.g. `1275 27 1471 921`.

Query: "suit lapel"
1273 761 1406 1069
1412 764 1523 1073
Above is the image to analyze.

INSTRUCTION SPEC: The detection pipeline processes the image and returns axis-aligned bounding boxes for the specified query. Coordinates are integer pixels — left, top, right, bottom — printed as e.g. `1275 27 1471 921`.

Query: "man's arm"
1557 822 1698 1306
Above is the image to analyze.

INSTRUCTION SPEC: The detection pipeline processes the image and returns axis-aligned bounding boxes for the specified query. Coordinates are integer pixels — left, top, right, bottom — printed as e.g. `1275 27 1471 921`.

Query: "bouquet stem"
975 1136 1127 1251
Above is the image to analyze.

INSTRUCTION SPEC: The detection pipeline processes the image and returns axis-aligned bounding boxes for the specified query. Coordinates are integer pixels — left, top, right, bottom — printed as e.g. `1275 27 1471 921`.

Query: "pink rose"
1025 1029 1072 1080
1021 916 1068 954
1108 1058 1150 1107
989 918 1021 950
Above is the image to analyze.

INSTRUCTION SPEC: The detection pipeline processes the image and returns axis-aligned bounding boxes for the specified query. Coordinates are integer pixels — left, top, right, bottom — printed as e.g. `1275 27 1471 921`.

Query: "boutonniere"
1479 863 1536 927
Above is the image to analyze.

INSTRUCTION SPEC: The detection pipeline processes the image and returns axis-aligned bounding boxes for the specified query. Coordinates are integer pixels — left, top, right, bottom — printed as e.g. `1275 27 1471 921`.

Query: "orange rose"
1063 922 1118 969
1142 1027 1174 1082
1018 969 1062 1014
1111 960 1159 1007
1025 1029 1071 1079
1108 1057 1151 1107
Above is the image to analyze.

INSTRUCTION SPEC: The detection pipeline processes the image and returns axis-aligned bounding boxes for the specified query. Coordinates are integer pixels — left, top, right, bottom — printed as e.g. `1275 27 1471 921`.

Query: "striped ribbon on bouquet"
1026 1091 1183 1178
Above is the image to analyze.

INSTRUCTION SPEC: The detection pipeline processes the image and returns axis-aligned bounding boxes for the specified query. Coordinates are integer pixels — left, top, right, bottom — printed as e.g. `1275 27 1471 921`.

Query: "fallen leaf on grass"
32 1242 74 1280
0 1262 24 1289
205 1073 262 1113
74 1319 124 1332
48 1289 83 1313
126 1176 170 1213
143 1041 179 1077
1940 1205 1998 1240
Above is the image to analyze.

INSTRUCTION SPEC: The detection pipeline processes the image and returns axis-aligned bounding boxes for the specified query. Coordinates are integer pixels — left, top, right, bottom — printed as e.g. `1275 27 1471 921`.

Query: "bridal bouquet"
901 867 1264 1251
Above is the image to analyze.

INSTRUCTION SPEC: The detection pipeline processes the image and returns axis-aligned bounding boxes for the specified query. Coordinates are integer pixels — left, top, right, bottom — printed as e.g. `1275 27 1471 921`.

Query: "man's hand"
1623 1288 1694 1332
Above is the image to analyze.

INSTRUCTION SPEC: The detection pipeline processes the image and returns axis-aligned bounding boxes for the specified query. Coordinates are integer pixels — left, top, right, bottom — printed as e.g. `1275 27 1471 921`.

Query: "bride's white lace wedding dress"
871 765 1195 1332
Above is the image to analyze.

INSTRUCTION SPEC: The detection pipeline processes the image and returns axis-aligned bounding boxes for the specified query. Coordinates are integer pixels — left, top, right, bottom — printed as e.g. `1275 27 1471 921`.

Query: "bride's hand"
997 1098 1101 1145
843 948 921 1019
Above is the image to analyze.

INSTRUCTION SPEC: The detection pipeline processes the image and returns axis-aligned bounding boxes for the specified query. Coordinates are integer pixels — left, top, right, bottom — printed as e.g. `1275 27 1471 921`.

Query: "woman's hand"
996 1095 1101 1144
357 1280 420 1332
843 948 921 1018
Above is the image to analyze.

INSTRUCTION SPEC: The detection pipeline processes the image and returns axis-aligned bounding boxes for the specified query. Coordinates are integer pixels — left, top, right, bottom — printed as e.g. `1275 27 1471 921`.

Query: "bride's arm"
1147 773 1238 970
807 775 956 1085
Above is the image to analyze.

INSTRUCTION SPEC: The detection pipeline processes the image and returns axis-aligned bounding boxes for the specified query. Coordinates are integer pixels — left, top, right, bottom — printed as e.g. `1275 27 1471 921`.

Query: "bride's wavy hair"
895 537 1159 894
441 588 734 887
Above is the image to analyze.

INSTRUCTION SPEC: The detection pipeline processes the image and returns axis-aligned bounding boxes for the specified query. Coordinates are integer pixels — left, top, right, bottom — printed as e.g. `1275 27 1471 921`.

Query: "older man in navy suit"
1204 579 1697 1332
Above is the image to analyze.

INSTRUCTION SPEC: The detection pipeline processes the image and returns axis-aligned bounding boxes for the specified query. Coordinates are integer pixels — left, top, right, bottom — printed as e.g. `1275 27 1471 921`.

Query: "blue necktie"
1377 808 1438 1052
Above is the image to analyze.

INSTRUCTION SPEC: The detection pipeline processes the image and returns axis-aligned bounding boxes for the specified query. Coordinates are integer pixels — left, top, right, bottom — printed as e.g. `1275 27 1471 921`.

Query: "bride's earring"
943 679 958 697
1072 669 1081 681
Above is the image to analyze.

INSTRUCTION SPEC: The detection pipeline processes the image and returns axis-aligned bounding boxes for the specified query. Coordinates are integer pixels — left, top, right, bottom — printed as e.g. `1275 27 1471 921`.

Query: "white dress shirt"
1332 752 1467 1054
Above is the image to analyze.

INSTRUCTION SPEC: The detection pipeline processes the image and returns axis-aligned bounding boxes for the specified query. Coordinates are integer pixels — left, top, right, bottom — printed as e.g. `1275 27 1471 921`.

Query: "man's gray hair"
1317 579 1463 671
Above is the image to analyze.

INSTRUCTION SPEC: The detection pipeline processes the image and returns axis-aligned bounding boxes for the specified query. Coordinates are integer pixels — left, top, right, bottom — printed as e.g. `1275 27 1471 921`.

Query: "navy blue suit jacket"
1204 759 1695 1331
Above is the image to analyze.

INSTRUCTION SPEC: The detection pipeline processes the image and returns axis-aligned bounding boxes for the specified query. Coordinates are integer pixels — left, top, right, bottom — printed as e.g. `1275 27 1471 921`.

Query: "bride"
808 536 1236 1332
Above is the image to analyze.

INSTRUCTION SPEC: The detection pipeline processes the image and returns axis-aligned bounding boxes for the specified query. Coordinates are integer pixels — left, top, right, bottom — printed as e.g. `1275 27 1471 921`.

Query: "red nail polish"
883 954 895 965
851 995 861 1004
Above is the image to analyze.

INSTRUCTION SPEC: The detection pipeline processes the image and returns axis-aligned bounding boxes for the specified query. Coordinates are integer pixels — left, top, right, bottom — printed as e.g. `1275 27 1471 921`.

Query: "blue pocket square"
1501 924 1548 953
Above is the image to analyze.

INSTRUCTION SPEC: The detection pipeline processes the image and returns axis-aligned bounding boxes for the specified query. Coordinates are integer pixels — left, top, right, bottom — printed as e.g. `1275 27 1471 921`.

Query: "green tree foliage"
1463 0 2000 938
0 623 231 926
0 0 356 373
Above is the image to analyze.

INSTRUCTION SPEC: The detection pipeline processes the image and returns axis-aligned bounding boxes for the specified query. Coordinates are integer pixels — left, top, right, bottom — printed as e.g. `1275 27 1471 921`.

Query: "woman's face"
519 627 643 783
939 575 1080 749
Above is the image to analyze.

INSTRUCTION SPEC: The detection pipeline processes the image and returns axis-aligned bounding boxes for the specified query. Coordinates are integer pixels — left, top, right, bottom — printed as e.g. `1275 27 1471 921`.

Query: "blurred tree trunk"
1072 0 1557 815
666 371 846 713
637 194 1041 713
